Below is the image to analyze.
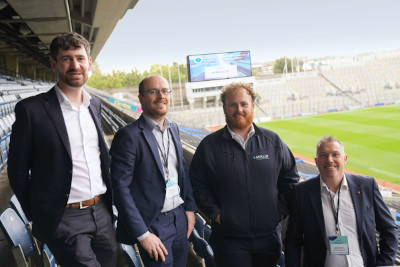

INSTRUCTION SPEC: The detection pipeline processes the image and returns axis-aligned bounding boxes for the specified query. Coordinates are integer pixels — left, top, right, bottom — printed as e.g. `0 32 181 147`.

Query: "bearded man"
190 82 299 267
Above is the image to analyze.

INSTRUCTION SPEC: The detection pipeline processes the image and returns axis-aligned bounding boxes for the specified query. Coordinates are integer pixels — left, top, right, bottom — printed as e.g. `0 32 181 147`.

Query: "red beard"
225 112 253 131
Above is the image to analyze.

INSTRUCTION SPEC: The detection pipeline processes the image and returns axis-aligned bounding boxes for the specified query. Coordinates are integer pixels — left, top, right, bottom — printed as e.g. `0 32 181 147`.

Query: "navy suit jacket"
284 174 398 267
110 115 196 244
8 87 113 243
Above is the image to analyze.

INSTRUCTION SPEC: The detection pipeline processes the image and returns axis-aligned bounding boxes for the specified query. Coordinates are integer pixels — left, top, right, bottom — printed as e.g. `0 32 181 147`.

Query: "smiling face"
223 87 255 133
50 45 92 91
138 75 170 122
315 141 348 184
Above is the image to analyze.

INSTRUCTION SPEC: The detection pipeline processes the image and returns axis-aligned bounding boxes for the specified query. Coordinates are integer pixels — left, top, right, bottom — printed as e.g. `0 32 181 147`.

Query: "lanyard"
155 128 170 182
328 187 341 236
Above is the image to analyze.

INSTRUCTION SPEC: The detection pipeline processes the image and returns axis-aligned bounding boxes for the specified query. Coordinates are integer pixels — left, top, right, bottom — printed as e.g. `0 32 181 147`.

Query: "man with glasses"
110 75 196 267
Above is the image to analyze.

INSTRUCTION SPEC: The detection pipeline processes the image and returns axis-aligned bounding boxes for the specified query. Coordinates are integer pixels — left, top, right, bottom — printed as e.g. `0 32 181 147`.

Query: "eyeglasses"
141 89 172 95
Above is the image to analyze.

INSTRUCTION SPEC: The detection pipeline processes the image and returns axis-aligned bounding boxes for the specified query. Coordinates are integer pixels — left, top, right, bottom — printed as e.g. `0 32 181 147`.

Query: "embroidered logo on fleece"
253 154 270 160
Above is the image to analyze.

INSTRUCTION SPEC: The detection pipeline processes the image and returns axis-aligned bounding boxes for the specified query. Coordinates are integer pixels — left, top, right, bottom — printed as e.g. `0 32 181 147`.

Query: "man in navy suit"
110 75 196 267
284 136 398 267
8 32 117 266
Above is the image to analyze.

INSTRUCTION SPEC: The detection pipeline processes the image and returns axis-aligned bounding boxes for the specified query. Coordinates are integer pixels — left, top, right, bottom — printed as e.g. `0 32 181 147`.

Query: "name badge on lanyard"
165 178 180 199
329 236 349 255
327 188 349 255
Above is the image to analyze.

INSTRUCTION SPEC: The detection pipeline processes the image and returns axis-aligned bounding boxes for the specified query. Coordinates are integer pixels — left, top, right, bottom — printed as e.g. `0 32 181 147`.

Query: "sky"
95 0 400 74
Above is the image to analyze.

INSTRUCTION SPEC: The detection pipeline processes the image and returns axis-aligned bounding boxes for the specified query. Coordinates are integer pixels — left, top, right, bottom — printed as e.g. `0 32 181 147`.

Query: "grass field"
257 104 400 185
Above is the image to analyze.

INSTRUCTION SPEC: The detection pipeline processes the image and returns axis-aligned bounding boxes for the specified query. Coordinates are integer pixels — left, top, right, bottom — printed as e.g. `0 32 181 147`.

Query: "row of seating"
112 206 142 267
0 195 56 267
190 213 216 267
0 113 14 171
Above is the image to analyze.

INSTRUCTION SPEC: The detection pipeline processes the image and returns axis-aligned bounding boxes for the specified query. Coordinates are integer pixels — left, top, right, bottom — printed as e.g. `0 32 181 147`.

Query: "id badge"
329 236 349 255
165 178 180 199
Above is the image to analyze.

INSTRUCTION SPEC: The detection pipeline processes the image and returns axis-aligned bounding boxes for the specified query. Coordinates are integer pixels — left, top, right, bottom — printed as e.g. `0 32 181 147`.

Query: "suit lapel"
42 87 72 160
169 123 182 174
139 116 165 180
347 174 364 241
308 177 327 246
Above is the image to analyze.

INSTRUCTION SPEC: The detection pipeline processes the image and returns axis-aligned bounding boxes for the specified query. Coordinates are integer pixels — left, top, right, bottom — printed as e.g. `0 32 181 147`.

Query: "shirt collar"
142 113 171 131
320 174 348 193
54 85 91 108
227 123 255 141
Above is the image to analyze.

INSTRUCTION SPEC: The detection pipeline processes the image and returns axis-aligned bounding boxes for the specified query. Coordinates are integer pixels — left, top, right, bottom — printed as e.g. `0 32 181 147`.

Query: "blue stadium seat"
189 228 204 258
190 228 216 267
0 138 8 166
9 195 55 266
42 244 56 267
204 224 211 242
194 213 206 238
112 204 118 220
276 251 285 267
0 208 34 267
9 195 30 224
119 243 140 267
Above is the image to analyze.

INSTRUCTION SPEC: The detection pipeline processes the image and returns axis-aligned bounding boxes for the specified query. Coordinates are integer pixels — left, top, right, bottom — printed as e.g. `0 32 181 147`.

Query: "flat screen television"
187 51 252 82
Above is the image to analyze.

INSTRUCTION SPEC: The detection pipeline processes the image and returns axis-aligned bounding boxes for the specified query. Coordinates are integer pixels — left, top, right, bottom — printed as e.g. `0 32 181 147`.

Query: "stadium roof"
0 0 138 70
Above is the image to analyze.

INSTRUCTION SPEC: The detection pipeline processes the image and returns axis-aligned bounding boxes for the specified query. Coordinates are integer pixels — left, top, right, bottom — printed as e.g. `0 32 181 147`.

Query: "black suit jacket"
8 87 113 243
284 174 398 267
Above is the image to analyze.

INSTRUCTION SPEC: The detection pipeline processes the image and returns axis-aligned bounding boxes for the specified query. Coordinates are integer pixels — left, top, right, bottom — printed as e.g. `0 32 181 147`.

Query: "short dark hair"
220 82 256 105
50 32 90 61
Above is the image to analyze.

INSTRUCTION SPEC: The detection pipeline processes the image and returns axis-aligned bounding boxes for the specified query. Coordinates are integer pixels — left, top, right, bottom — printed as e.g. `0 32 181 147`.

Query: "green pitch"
257 104 400 185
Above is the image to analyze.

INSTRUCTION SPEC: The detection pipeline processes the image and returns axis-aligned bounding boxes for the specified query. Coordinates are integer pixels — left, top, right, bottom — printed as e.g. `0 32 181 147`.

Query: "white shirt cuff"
137 231 149 242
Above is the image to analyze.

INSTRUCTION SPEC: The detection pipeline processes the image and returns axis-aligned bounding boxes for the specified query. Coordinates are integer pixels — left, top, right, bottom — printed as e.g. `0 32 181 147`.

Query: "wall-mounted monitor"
187 51 252 82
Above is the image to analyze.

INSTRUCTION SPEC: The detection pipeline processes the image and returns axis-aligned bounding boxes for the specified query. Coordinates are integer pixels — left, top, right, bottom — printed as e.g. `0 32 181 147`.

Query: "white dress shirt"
320 175 364 267
55 86 107 204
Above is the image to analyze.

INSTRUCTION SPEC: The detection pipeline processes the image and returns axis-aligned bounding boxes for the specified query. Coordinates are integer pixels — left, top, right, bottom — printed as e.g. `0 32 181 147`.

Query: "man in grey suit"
284 136 398 267
8 32 117 267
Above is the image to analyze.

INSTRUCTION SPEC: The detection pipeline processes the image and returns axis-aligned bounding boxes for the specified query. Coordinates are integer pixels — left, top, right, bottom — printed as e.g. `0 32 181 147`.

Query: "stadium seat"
119 243 140 267
189 228 205 258
0 139 8 166
112 204 118 220
276 251 285 267
194 213 206 238
204 224 211 242
9 195 29 224
42 244 56 267
190 228 216 267
0 208 34 267
9 195 55 266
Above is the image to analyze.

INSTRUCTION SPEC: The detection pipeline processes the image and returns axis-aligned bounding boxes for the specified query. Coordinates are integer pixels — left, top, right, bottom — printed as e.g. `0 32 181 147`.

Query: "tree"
87 61 189 89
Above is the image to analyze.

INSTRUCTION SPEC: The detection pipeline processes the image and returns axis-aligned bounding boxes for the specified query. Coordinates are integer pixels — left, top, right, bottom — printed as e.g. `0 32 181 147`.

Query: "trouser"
138 205 188 267
210 226 282 267
46 197 118 267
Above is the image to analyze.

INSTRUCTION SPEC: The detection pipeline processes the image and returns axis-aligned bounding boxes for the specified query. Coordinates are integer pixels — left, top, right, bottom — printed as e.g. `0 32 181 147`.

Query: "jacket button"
65 194 69 199
69 170 72 174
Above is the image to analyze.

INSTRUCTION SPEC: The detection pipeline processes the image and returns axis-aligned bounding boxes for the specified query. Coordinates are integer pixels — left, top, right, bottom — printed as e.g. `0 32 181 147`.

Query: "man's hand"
186 211 195 238
139 233 168 262
215 214 221 224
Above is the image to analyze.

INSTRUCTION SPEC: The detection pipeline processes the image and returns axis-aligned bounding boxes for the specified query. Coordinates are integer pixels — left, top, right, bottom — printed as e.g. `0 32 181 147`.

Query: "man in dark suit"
284 136 398 267
110 75 196 267
8 32 117 267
